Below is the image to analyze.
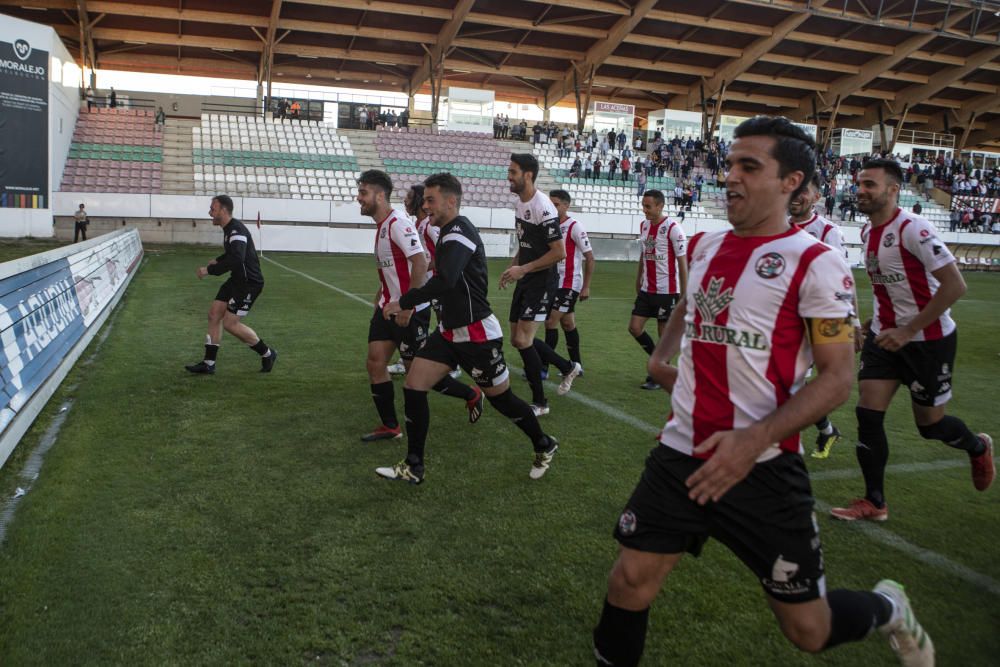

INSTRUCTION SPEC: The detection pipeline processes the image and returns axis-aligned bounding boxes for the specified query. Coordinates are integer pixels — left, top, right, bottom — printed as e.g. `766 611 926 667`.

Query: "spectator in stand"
584 155 593 180
74 203 89 242
621 156 631 182
569 156 582 178
399 108 409 128
913 201 922 215
694 174 704 202
949 209 960 232
108 87 117 109
636 168 647 199
673 184 684 207
154 106 166 131
290 100 301 120
593 157 603 180
85 85 95 111
617 132 626 151
991 219 1000 234
359 106 368 129
608 156 619 180
825 193 836 218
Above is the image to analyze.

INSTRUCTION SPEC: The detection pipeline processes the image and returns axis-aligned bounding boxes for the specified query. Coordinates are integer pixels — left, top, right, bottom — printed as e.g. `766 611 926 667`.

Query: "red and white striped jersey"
793 212 848 267
861 208 956 341
557 217 592 291
374 208 425 308
639 217 685 294
416 215 439 278
660 227 854 462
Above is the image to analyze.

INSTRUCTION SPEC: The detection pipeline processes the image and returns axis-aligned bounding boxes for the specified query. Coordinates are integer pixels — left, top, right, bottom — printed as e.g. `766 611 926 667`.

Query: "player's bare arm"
580 251 595 300
875 262 966 352
686 329 854 504
675 255 689 297
648 296 686 390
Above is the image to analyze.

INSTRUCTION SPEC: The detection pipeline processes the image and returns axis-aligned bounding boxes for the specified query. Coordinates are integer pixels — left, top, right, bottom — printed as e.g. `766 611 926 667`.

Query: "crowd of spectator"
357 105 409 130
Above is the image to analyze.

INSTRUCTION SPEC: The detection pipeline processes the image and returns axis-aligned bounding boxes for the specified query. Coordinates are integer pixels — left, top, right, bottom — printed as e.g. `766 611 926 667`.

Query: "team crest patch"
524 209 532 221
883 232 895 247
618 509 637 536
843 275 854 289
755 252 785 279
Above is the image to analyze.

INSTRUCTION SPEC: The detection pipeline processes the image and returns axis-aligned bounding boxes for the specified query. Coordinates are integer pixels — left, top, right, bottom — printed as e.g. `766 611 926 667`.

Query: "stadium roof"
4 0 1000 150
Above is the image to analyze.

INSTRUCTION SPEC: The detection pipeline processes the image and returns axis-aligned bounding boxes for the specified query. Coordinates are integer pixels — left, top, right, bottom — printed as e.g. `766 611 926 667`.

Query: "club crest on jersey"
524 209 532 221
379 226 388 239
883 232 895 247
693 277 734 322
755 252 785 279
618 509 637 536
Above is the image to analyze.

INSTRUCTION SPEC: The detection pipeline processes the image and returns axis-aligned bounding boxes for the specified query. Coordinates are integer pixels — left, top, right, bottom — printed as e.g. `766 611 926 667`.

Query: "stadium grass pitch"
0 244 997 665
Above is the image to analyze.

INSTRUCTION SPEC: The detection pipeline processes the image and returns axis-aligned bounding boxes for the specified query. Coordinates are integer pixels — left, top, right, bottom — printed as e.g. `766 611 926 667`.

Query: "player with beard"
378 173 559 484
830 158 993 522
502 154 582 417
593 118 931 667
788 173 857 458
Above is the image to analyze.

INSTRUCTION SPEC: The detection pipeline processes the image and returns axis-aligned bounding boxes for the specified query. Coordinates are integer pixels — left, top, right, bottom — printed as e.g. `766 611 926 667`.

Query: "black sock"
250 339 269 356
593 598 649 667
824 589 893 650
518 345 547 405
486 389 547 450
432 375 476 401
403 388 429 468
815 416 831 431
856 407 888 507
371 381 398 429
532 338 572 375
565 327 581 364
545 327 559 352
204 343 219 363
633 331 656 356
917 416 986 455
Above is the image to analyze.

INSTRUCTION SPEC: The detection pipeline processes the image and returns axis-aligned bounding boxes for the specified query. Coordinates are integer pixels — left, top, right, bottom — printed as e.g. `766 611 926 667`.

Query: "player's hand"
196 266 209 279
382 301 402 319
854 325 864 352
579 286 591 301
395 308 414 326
207 259 217 266
686 427 764 505
874 326 915 352
648 361 678 393
499 265 526 289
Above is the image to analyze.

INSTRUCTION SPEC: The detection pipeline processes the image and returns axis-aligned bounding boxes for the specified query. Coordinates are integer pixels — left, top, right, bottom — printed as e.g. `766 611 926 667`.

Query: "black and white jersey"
514 189 561 284
398 216 502 342
208 218 264 285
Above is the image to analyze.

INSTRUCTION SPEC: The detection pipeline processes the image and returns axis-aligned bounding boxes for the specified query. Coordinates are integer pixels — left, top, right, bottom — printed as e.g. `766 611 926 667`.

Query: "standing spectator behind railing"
154 106 166 132
86 85 95 111
108 87 117 109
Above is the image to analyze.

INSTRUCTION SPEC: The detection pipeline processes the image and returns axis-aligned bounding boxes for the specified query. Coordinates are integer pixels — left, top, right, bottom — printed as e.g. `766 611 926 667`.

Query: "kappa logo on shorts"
618 509 637 536
770 555 799 583
470 367 483 378
755 252 785 279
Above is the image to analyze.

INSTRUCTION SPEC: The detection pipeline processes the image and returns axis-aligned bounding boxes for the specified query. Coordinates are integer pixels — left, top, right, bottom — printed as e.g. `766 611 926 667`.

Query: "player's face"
423 186 455 227
788 184 819 218
357 183 382 217
856 168 899 215
208 198 226 225
725 135 802 233
641 196 663 221
550 196 569 219
508 162 527 194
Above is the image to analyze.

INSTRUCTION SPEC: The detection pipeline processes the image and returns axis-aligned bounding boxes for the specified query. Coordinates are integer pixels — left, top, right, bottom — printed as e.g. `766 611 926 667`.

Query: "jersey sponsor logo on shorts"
763 555 811 596
755 252 785 279
618 509 637 536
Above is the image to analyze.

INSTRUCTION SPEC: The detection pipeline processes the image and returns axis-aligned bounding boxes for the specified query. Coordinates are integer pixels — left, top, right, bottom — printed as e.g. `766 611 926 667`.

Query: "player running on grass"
378 172 558 484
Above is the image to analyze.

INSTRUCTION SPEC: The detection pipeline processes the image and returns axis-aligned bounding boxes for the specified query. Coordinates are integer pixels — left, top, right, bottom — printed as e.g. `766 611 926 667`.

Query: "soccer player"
830 158 994 522
358 170 480 442
542 189 595 375
378 173 559 484
501 154 582 416
788 173 856 458
593 117 932 667
628 190 687 390
186 195 276 374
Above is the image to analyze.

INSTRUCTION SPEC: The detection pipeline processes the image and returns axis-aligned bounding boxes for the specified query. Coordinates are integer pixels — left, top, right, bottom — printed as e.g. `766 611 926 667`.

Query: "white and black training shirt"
514 189 562 284
208 218 264 286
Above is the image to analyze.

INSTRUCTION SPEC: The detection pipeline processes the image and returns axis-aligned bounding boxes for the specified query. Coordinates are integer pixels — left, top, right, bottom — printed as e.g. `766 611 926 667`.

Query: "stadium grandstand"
1 1 1000 664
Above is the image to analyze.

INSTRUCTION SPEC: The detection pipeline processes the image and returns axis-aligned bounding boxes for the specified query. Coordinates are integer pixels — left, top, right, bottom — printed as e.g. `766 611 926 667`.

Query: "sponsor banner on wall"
0 229 143 459
0 36 48 209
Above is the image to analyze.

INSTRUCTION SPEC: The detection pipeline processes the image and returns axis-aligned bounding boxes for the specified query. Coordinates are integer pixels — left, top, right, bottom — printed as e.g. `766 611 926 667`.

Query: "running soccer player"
542 189 595 376
788 173 856 458
629 189 686 390
378 173 559 484
186 194 276 374
359 170 480 442
593 117 932 667
830 158 993 522
501 153 582 416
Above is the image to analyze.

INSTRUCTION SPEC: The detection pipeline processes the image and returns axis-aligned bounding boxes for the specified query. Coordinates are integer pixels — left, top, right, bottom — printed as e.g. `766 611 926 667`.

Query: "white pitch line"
273 256 1000 596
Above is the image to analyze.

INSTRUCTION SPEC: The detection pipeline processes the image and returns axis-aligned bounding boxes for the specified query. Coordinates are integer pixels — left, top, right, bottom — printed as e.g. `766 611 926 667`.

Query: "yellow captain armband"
808 317 856 344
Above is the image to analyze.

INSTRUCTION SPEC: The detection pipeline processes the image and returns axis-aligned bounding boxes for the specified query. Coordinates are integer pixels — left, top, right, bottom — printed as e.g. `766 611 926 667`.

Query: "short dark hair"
424 172 462 203
549 189 571 205
861 158 904 186
212 195 234 214
407 184 425 215
642 189 665 206
809 172 822 191
732 116 816 199
510 153 539 182
358 169 393 198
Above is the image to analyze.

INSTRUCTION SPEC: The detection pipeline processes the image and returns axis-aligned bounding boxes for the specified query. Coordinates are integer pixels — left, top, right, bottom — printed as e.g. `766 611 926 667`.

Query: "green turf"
0 244 998 665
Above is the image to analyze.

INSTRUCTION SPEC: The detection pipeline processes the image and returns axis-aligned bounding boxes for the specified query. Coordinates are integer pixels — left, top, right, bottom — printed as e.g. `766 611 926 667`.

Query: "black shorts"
510 275 556 323
858 330 956 407
367 306 431 360
215 279 264 317
614 445 824 603
551 288 580 314
416 331 511 389
632 291 679 321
